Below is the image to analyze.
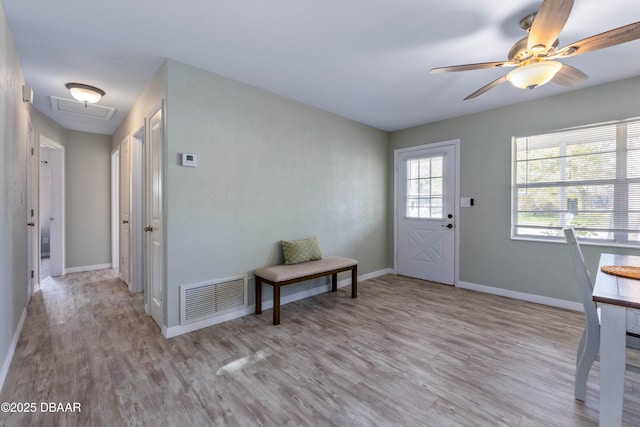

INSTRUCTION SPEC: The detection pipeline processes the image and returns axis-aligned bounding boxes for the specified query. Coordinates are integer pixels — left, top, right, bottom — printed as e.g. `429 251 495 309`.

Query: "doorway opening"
111 125 145 294
39 136 64 283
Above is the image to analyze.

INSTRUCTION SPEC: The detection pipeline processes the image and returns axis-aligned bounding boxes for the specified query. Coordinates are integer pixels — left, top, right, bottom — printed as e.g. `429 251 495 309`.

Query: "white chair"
563 226 640 401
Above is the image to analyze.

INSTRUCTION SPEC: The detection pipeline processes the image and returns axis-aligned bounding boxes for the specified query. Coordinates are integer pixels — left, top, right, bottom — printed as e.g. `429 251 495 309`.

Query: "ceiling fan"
430 0 640 100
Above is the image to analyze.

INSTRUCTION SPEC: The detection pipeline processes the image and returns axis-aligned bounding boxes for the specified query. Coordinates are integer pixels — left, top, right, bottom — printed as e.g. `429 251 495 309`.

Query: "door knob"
27 222 35 227
122 220 129 224
441 223 453 229
144 226 153 232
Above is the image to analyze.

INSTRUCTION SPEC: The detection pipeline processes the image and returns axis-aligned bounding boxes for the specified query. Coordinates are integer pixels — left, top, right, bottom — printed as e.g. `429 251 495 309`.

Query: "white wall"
112 62 167 150
0 0 28 390
390 76 640 303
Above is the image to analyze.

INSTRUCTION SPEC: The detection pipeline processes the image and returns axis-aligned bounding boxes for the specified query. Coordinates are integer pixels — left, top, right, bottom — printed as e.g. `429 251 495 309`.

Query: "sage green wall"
0 0 27 388
31 108 66 147
163 60 389 327
390 76 640 303
65 130 112 269
112 61 167 151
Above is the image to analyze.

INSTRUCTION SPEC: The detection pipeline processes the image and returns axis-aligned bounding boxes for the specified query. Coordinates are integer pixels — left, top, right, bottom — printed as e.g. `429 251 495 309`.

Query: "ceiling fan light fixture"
65 83 105 104
506 60 562 90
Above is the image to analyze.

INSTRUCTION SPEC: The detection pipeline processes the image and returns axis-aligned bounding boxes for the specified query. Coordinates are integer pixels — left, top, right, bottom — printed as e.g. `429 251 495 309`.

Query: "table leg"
599 303 627 426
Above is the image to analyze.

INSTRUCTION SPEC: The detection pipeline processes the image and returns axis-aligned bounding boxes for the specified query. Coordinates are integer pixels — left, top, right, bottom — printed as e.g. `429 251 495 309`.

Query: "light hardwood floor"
2 270 640 426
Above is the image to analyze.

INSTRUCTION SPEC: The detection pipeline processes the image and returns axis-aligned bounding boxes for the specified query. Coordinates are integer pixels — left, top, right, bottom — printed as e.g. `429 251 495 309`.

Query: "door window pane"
406 156 445 219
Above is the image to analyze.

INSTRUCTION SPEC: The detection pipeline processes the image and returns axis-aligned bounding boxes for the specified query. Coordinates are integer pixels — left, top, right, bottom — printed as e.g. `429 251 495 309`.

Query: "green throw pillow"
281 237 323 265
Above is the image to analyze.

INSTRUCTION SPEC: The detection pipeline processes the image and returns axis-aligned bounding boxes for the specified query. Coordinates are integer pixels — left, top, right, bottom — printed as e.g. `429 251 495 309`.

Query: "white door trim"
394 139 460 285
111 147 120 270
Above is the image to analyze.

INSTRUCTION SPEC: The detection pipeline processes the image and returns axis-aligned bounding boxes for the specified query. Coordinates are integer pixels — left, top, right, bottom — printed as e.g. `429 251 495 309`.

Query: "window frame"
404 154 446 220
511 117 640 247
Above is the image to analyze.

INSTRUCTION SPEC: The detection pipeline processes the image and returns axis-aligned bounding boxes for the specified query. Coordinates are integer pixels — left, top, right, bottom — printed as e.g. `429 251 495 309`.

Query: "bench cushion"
254 256 357 282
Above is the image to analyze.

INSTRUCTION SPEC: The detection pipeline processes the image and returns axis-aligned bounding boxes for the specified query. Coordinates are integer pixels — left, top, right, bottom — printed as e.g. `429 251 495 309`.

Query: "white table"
592 253 640 426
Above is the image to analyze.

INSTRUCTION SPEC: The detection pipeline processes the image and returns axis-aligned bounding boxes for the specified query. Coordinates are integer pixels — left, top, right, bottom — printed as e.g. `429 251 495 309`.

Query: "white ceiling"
3 0 640 135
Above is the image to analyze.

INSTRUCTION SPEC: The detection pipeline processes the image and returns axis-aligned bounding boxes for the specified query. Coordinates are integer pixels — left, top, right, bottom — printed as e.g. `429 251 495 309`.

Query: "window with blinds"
512 118 640 245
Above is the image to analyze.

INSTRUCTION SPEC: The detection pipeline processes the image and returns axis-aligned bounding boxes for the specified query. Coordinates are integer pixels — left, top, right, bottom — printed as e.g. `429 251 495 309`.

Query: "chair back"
563 227 599 327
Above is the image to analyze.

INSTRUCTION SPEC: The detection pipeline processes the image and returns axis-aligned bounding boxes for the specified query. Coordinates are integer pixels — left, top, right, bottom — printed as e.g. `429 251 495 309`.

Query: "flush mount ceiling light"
65 83 105 105
506 60 562 90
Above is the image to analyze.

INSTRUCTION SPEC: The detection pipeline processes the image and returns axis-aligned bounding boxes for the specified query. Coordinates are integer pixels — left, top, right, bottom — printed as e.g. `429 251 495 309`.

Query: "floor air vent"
180 274 248 325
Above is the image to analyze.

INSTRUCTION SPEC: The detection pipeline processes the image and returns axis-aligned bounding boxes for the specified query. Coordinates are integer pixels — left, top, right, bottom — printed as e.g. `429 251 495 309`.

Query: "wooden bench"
254 256 358 325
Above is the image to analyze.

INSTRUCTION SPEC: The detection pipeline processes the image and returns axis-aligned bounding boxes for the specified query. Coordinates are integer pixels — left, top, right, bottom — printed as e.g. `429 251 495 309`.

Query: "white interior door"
131 126 145 293
26 114 37 299
395 143 457 285
119 136 131 288
146 106 164 328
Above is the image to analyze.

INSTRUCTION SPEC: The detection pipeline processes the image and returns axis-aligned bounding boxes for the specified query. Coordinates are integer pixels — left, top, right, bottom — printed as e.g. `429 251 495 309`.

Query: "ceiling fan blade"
551 64 588 86
430 61 513 74
555 21 640 58
464 75 509 100
528 0 574 52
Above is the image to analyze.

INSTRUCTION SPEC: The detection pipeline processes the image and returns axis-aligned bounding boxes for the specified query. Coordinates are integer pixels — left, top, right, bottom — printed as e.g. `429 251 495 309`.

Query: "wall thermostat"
181 153 197 167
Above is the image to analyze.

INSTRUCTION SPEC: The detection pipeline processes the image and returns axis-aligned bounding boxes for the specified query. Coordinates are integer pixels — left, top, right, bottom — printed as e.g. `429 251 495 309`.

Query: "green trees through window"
512 119 640 245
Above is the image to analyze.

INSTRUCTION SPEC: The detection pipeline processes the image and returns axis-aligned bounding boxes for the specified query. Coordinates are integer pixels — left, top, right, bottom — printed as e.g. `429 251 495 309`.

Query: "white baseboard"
457 280 583 312
164 267 392 338
65 263 112 274
358 268 394 283
0 308 27 394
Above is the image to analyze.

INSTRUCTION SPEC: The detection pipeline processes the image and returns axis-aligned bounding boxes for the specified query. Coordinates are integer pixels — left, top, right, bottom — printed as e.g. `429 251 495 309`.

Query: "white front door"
119 136 131 288
146 106 164 328
395 142 457 285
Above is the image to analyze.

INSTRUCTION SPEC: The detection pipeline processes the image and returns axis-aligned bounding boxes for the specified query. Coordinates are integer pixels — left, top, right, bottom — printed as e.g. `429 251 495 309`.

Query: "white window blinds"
512 118 640 245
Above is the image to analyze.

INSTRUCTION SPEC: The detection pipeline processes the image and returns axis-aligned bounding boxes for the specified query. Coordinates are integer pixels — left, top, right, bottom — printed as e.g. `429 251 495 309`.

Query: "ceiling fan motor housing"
508 37 559 63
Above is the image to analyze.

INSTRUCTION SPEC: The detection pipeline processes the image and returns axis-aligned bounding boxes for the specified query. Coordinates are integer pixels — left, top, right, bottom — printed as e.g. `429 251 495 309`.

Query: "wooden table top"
593 253 640 309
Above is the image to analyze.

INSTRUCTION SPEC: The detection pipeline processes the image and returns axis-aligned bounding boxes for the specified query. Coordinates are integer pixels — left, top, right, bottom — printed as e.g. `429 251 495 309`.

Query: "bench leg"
351 265 358 298
273 284 281 325
331 273 338 292
255 276 262 314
